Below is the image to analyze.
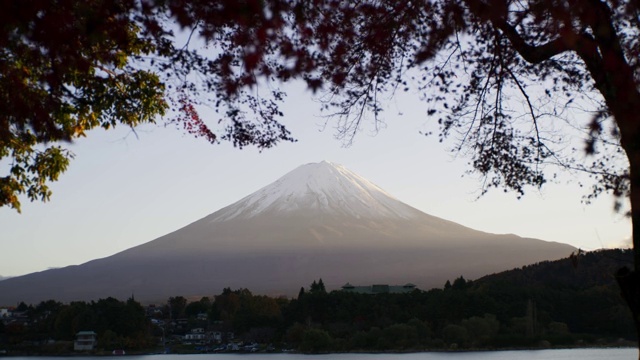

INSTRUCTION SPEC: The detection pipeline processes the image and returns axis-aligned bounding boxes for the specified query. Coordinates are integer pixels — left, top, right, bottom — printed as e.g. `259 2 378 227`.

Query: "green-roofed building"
340 283 418 294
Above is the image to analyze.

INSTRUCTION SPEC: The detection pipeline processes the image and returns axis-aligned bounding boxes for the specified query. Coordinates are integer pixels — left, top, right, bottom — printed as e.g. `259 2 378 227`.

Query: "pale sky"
0 82 632 278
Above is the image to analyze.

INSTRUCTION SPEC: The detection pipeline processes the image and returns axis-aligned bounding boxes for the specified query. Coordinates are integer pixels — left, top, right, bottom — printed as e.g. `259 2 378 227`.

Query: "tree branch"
495 21 569 64
464 0 571 64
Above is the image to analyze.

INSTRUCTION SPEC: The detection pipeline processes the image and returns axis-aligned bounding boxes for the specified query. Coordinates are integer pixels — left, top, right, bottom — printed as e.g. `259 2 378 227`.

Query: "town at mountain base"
0 249 634 355
0 161 575 305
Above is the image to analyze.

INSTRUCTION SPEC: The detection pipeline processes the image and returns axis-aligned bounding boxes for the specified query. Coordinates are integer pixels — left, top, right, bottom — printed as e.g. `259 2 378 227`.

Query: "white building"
183 328 206 344
74 331 97 351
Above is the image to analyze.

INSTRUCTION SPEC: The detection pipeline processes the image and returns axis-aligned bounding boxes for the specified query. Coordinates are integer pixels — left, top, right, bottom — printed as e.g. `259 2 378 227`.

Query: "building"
74 331 97 351
340 283 418 294
183 328 206 344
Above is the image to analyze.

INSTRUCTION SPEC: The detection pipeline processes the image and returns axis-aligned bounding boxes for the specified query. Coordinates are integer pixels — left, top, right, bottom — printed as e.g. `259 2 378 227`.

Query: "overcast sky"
0 81 631 278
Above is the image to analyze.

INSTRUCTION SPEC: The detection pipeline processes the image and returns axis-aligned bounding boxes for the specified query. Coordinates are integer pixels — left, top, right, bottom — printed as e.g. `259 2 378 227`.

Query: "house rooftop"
76 331 97 335
340 283 418 294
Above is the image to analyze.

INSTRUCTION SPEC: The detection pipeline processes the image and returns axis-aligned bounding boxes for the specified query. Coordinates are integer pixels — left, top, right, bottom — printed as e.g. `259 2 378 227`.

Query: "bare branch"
495 21 570 63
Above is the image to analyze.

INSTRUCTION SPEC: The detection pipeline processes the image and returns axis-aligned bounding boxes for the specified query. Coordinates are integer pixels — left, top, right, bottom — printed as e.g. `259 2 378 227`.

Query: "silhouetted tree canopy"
310 279 327 295
168 296 187 319
1 0 635 214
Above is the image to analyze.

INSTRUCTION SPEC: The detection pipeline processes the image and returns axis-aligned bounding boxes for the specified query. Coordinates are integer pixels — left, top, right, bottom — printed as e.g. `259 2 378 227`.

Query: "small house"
74 331 97 351
183 328 206 344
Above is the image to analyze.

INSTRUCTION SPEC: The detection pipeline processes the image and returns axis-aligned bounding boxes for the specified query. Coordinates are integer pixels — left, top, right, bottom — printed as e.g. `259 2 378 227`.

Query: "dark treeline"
0 297 151 353
0 249 634 353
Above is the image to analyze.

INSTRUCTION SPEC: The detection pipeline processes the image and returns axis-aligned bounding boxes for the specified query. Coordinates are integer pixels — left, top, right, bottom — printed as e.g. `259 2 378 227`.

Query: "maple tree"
3 0 640 351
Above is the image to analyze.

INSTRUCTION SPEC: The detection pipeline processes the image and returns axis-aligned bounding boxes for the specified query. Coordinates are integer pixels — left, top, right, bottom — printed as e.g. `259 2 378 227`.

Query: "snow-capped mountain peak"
209 161 421 221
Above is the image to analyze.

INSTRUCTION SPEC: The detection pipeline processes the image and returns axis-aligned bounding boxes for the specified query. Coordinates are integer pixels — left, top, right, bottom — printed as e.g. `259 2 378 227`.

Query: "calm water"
6 348 637 359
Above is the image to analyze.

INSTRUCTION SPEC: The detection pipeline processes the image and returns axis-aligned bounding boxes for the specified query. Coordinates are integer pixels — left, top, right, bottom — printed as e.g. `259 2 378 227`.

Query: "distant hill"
278 248 637 349
473 248 633 289
0 161 575 305
452 248 636 339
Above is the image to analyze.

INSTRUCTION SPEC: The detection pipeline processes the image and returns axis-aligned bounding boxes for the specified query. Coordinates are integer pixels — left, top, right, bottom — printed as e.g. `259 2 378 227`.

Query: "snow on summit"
210 161 421 221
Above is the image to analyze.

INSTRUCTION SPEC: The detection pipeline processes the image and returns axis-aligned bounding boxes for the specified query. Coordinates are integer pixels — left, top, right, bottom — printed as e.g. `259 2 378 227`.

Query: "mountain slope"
0 161 576 305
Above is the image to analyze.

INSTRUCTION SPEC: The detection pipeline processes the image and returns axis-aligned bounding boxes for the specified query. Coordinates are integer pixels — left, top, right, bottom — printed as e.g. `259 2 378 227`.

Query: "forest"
0 249 634 354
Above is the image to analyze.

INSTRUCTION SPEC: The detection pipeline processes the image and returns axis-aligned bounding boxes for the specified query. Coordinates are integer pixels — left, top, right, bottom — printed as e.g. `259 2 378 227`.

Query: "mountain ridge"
0 161 576 305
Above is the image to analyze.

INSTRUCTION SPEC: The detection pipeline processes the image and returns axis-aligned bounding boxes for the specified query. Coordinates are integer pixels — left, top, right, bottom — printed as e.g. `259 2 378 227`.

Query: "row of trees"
1 250 632 353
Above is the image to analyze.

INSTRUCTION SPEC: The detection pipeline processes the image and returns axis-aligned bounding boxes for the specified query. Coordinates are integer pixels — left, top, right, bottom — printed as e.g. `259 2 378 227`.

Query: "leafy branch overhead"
0 0 630 205
2 0 636 213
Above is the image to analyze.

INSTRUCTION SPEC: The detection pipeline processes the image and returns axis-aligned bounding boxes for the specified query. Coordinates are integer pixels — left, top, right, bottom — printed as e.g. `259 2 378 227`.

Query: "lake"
6 348 636 359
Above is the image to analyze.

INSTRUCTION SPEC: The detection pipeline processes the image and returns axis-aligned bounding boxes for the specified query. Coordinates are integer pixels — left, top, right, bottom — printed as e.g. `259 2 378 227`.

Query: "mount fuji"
0 161 575 304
